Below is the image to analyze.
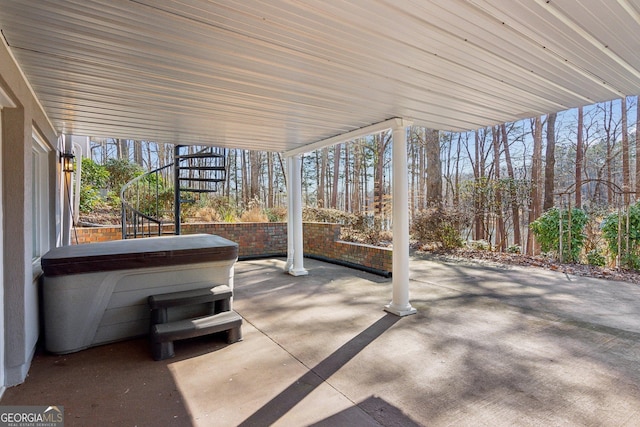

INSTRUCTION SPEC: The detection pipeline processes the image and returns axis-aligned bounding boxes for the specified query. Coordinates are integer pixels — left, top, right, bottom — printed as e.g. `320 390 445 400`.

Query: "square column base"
384 304 417 317
288 268 308 277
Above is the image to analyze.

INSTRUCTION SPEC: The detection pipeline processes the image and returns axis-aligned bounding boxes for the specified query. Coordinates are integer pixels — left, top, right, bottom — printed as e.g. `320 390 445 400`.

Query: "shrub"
191 206 221 222
265 206 287 222
411 208 464 250
79 158 109 213
586 249 606 267
302 207 357 226
529 207 588 263
105 158 144 193
468 240 490 251
240 206 268 222
602 202 640 269
507 244 521 254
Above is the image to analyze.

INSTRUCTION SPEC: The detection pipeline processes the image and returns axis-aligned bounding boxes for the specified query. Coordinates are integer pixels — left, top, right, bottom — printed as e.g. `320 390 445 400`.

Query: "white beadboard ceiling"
1 0 639 152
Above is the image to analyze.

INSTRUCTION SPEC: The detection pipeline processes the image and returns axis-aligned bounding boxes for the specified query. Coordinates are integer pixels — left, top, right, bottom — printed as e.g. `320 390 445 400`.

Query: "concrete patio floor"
3 255 640 426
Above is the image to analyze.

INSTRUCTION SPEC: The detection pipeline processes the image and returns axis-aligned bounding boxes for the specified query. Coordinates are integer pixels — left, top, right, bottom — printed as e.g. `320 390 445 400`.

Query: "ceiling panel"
1 0 639 153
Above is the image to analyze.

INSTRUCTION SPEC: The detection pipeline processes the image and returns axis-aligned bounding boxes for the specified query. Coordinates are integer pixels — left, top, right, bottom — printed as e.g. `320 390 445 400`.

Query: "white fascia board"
283 117 412 157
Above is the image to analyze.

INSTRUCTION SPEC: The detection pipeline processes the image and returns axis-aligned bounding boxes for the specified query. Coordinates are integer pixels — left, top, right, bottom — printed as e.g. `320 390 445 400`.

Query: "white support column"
287 154 308 276
385 120 416 316
285 156 294 272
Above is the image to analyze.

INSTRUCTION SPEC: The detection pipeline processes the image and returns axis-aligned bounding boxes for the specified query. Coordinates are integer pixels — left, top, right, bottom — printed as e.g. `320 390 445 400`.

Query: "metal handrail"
120 163 172 238
120 146 226 239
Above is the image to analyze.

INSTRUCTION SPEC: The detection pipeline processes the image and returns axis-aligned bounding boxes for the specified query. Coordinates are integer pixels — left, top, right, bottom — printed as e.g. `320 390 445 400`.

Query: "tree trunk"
502 124 521 246
374 133 385 215
543 112 557 211
321 147 329 208
637 96 640 198
474 131 483 240
249 151 260 202
425 128 442 208
604 102 614 204
622 96 630 204
492 126 506 251
134 140 143 167
344 144 350 211
351 141 361 212
454 133 461 208
331 144 340 208
241 150 249 206
576 107 584 208
418 129 427 210
527 116 543 255
267 153 274 208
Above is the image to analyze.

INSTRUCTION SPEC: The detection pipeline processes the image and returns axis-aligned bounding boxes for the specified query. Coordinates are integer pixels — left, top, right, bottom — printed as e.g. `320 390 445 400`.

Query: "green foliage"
81 157 109 188
79 187 101 213
529 207 588 263
506 244 521 254
302 207 358 226
459 177 530 221
468 240 490 251
79 158 109 213
265 207 287 222
186 196 239 223
105 158 144 193
586 249 606 267
411 208 465 250
602 202 640 269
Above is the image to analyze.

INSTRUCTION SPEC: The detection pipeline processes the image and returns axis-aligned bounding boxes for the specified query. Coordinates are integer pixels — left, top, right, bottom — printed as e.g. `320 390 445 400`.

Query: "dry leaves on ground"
417 248 640 286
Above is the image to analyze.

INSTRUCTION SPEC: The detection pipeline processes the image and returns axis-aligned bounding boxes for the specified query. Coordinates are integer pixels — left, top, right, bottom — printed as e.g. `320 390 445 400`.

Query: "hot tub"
41 234 238 354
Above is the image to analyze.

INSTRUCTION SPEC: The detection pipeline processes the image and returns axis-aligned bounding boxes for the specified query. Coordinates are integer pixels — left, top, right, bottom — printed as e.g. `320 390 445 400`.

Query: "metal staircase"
121 145 226 239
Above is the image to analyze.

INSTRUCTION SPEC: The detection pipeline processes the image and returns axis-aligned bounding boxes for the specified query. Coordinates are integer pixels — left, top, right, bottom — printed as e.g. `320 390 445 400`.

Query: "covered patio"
2 0 640 419
4 256 640 426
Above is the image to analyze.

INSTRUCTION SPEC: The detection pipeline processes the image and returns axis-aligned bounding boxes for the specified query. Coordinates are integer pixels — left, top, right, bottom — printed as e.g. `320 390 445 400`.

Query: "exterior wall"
1 40 58 386
74 222 393 275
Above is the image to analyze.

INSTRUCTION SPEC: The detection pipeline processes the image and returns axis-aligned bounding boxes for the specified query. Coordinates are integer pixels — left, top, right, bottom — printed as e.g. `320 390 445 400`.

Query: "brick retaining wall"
72 222 392 275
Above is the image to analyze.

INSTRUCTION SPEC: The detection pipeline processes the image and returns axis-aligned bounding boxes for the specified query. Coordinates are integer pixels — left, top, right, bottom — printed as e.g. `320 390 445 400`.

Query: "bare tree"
425 128 442 208
637 96 640 198
492 126 505 251
543 112 557 210
575 107 584 208
502 123 521 246
331 144 341 208
622 96 630 204
527 116 543 255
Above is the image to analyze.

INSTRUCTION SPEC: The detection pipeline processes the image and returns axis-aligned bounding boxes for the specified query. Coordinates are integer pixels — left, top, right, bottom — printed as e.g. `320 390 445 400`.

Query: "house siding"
1 40 58 387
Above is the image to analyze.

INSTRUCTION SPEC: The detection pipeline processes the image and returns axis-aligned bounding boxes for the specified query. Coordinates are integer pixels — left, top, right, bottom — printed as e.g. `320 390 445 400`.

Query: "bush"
265 206 287 222
602 202 640 269
586 249 606 267
240 206 268 222
79 158 109 213
302 207 357 226
468 240 490 251
506 244 521 254
411 208 464 250
105 158 144 193
529 207 588 263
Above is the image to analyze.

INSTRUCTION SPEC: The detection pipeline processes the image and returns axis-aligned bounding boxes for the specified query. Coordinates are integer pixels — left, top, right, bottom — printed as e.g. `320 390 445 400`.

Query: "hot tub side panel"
43 260 235 354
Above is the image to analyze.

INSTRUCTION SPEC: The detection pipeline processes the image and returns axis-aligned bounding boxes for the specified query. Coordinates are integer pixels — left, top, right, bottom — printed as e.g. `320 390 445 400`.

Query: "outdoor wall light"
61 152 75 173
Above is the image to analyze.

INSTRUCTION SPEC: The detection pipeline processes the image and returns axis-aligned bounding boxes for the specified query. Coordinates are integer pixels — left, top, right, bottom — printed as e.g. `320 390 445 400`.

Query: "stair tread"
148 285 232 309
152 311 242 341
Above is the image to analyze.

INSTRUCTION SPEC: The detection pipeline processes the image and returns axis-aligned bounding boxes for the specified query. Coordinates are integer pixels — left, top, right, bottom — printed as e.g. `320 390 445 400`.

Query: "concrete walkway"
3 255 640 426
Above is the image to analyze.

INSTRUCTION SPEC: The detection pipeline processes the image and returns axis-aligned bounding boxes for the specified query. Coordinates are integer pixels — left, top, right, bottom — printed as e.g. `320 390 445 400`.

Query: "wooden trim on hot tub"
41 234 238 277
